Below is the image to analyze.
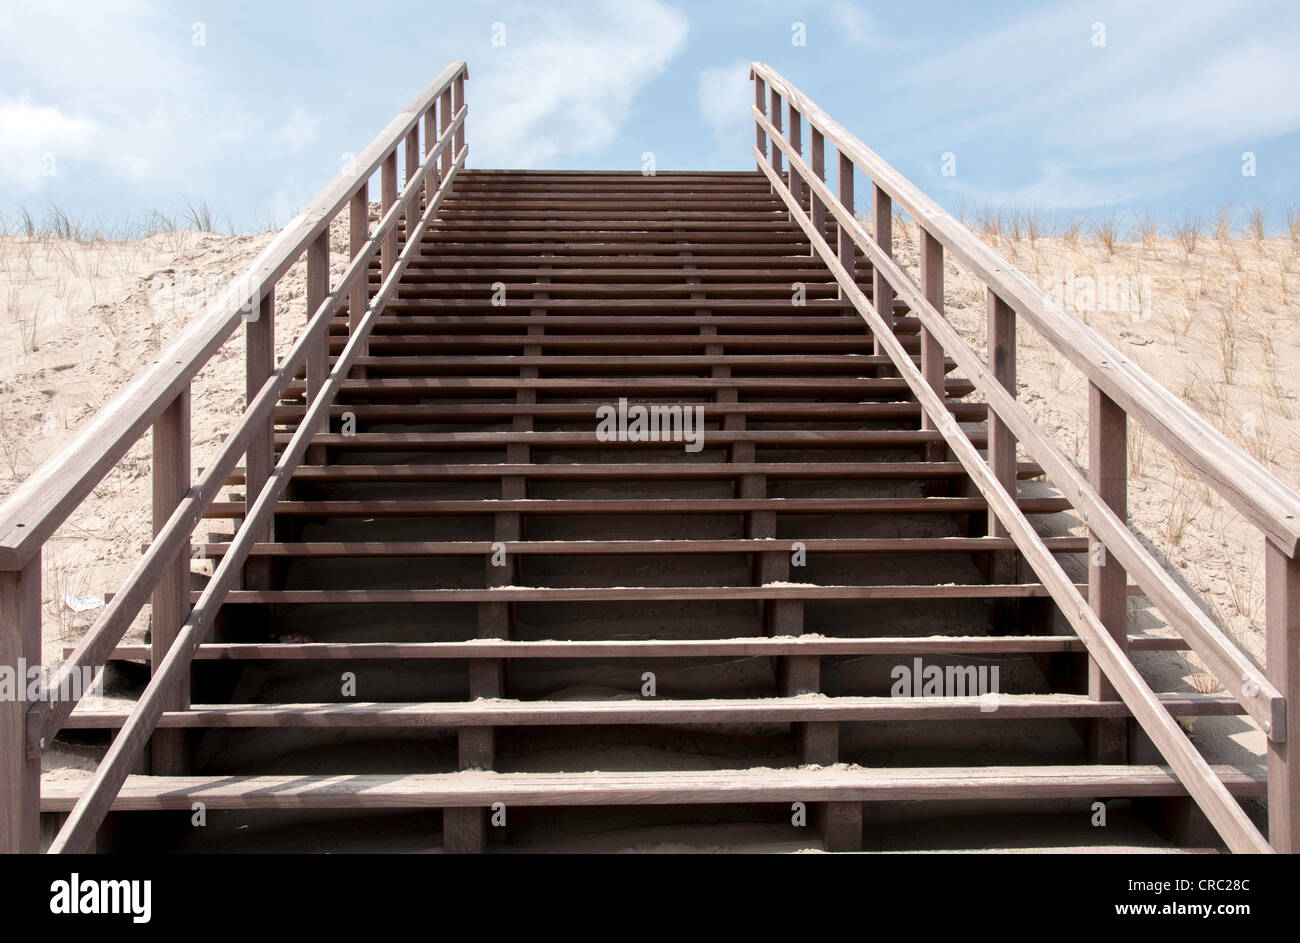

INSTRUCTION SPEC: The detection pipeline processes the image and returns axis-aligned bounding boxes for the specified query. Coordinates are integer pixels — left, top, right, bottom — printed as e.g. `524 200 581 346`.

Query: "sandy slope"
890 225 1300 673
0 219 356 668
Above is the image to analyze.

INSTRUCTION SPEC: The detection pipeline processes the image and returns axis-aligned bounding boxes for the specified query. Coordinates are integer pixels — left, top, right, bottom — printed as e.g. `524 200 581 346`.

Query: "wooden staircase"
9 62 1296 855
41 169 1257 852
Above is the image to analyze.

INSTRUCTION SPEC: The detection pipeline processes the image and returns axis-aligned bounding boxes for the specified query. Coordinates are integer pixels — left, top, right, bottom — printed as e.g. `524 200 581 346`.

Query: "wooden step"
269 429 986 450
72 633 1186 664
345 354 955 375
203 496 1074 519
39 764 1267 812
225 461 1046 485
63 693 1245 730
385 298 860 311
271 402 990 423
200 583 1098 605
290 376 977 399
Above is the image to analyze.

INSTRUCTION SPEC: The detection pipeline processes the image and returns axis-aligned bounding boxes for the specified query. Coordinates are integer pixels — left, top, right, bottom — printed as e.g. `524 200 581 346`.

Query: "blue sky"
3 0 1299 234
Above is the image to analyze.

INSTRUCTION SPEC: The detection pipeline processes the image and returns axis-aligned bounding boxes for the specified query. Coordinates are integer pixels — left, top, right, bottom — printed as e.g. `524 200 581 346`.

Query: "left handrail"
47 104 467 855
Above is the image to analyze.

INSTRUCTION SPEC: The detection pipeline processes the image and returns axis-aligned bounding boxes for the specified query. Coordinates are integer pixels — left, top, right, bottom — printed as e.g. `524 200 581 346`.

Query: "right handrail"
752 62 1300 559
751 61 1296 853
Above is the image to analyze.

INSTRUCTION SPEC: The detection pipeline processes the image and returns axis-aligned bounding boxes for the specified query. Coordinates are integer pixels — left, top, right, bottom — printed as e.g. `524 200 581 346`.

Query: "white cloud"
889 0 1300 206
831 2 874 46
275 108 321 154
0 1 250 189
471 0 689 167
892 0 1300 160
698 60 752 140
0 96 99 189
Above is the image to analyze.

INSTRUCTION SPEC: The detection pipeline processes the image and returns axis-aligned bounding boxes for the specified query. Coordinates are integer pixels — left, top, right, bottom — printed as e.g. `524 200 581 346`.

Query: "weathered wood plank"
74 633 1188 664
751 60 1300 555
202 496 1074 519
0 555 40 852
149 391 190 775
62 693 1247 729
753 136 1273 853
206 583 1100 605
1089 383 1129 763
38 764 1268 812
1266 541 1300 850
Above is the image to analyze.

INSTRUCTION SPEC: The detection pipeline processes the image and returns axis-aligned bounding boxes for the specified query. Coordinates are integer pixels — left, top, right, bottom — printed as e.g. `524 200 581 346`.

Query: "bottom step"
41 764 1266 811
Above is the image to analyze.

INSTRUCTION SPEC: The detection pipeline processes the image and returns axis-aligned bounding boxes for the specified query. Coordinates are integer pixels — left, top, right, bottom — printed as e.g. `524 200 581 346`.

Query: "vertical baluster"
453 72 465 156
1266 540 1299 851
151 389 191 774
753 74 767 168
986 290 1018 632
837 152 854 297
872 184 893 353
245 288 275 590
422 105 437 207
403 127 420 249
306 231 330 465
440 87 453 184
810 127 825 256
0 553 40 852
381 151 398 280
1087 383 1128 762
348 187 369 334
788 103 803 222
919 230 945 462
769 88 783 176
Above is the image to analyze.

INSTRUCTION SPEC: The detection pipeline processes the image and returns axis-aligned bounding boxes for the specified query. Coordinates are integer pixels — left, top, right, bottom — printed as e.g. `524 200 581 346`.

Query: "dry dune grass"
0 214 358 670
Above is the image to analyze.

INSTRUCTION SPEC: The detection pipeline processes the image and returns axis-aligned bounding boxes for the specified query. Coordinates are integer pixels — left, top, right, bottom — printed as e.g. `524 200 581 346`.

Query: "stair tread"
64 693 1244 728
40 764 1268 811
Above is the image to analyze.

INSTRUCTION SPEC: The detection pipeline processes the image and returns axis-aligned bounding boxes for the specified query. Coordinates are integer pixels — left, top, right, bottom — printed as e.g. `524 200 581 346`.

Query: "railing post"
381 150 398 279
787 103 803 220
753 74 767 169
453 71 465 157
987 289 1019 631
306 230 331 404
440 86 454 183
1088 382 1128 763
919 229 945 461
0 553 40 852
769 88 783 177
872 183 893 352
245 288 275 590
151 388 191 774
836 152 854 297
348 188 369 334
422 105 437 209
1266 539 1299 851
306 230 330 465
810 127 825 255
403 126 420 248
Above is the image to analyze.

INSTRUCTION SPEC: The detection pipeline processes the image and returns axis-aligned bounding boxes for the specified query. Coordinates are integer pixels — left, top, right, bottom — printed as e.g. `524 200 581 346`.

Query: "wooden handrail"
25 103 468 750
0 61 467 854
751 61 1300 559
0 61 468 572
752 106 1283 741
751 64 1287 852
750 138 1273 855
47 115 467 856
